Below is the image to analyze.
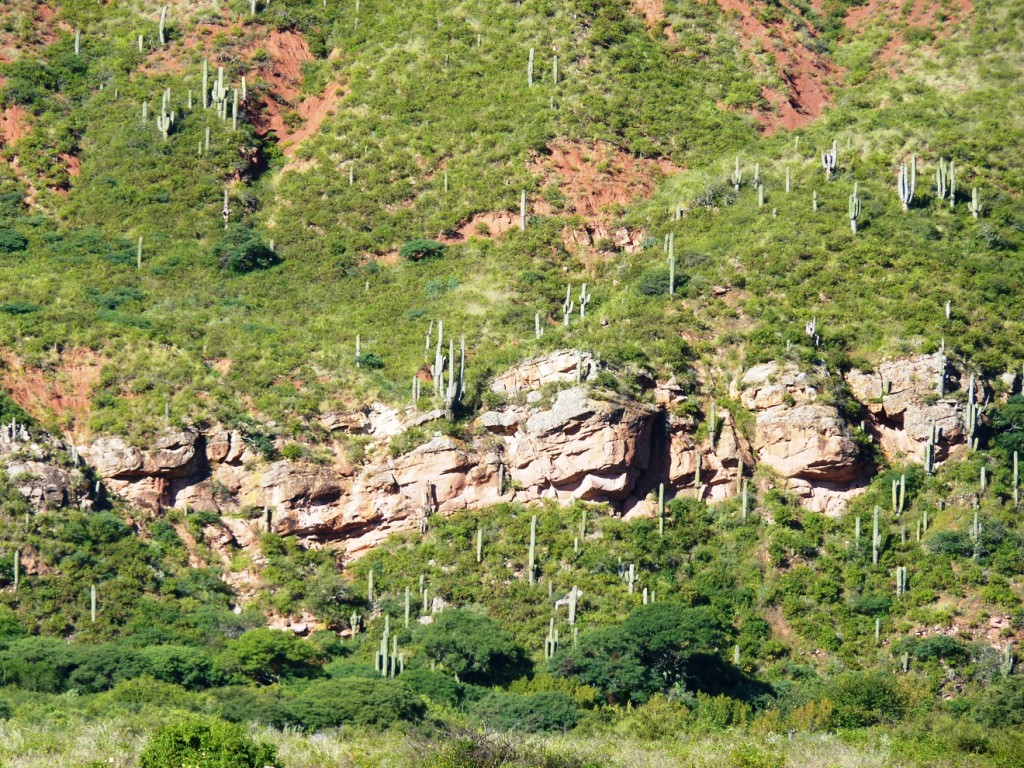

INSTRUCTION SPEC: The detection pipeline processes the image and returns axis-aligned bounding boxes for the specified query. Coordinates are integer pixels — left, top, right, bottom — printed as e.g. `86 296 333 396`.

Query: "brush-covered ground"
0 0 1023 765
0 432 1022 766
0 0 1017 443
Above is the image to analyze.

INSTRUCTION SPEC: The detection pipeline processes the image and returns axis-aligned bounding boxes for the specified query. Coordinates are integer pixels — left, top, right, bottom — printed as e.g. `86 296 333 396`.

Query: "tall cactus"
872 505 881 565
528 515 537 586
848 182 861 234
948 161 957 208
158 5 168 47
731 156 742 191
897 156 916 211
667 232 675 295
821 139 837 180
156 108 174 141
578 284 591 319
935 158 949 201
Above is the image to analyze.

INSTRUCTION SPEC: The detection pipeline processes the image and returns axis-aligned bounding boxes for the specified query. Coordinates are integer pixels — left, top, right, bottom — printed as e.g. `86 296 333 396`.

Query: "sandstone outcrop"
489 350 597 395
3 352 987 560
845 353 973 465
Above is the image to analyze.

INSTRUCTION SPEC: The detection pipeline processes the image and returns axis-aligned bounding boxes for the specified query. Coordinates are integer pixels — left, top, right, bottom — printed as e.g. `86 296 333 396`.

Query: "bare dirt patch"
1 348 104 436
715 0 837 133
144 17 346 158
630 0 677 42
531 140 678 221
845 0 972 70
0 105 30 147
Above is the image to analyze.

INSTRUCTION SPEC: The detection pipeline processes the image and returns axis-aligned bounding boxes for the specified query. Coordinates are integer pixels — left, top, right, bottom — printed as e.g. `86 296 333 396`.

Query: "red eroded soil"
846 0 972 69
630 0 677 41
146 21 345 157
0 105 30 146
715 0 837 133
531 140 679 221
1 349 104 435
444 211 519 242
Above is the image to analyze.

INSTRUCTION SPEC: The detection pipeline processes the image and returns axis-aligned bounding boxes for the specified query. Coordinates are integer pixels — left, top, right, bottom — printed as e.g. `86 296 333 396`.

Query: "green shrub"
0 228 28 253
401 668 465 707
418 608 531 686
218 629 322 685
971 677 1024 728
469 691 580 733
827 671 907 728
138 716 276 768
213 226 279 274
399 238 446 261
286 677 426 730
637 266 676 296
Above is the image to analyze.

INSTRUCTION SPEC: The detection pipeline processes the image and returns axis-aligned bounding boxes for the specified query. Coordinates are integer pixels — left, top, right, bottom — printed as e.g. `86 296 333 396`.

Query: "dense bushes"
418 609 531 686
138 716 276 768
399 239 446 262
212 226 279 274
288 677 427 730
550 604 728 704
470 691 580 733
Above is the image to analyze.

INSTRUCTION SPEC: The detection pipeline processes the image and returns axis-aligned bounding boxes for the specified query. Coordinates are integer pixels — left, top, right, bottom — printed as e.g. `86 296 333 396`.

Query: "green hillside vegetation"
0 0 1022 764
0 430 1023 763
0 0 1015 443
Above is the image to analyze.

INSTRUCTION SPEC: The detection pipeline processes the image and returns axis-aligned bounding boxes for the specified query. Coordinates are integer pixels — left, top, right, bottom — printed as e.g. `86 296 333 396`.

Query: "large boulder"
504 387 656 501
82 430 200 479
4 460 81 508
754 404 861 483
845 354 974 464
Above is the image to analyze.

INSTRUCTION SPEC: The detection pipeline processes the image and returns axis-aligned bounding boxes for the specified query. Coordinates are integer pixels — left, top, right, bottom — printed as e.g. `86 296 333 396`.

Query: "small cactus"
968 186 981 219
821 139 837 179
848 182 861 234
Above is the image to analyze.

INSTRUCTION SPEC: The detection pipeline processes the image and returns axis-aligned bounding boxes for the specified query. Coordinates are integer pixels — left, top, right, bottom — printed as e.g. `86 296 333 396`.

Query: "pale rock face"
489 350 596 395
845 354 972 465
81 430 199 479
65 353 986 557
735 362 821 411
755 404 861 483
4 461 81 508
506 388 655 501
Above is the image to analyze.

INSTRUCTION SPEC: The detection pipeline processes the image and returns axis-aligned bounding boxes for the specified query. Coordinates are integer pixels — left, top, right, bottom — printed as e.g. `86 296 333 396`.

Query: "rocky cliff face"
1 351 985 561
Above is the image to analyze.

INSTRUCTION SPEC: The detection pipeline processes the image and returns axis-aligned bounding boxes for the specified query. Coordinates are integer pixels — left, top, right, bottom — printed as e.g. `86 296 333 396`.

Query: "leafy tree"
417 608 531 686
399 238 445 261
218 629 321 685
400 668 465 708
637 266 685 296
140 645 222 689
0 228 28 254
990 395 1024 455
138 716 276 768
212 225 279 274
550 604 728 704
972 677 1024 728
286 677 426 730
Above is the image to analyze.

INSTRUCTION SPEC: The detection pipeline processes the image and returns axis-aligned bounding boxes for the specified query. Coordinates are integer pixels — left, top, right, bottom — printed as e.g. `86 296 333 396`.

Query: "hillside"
0 0 1022 766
